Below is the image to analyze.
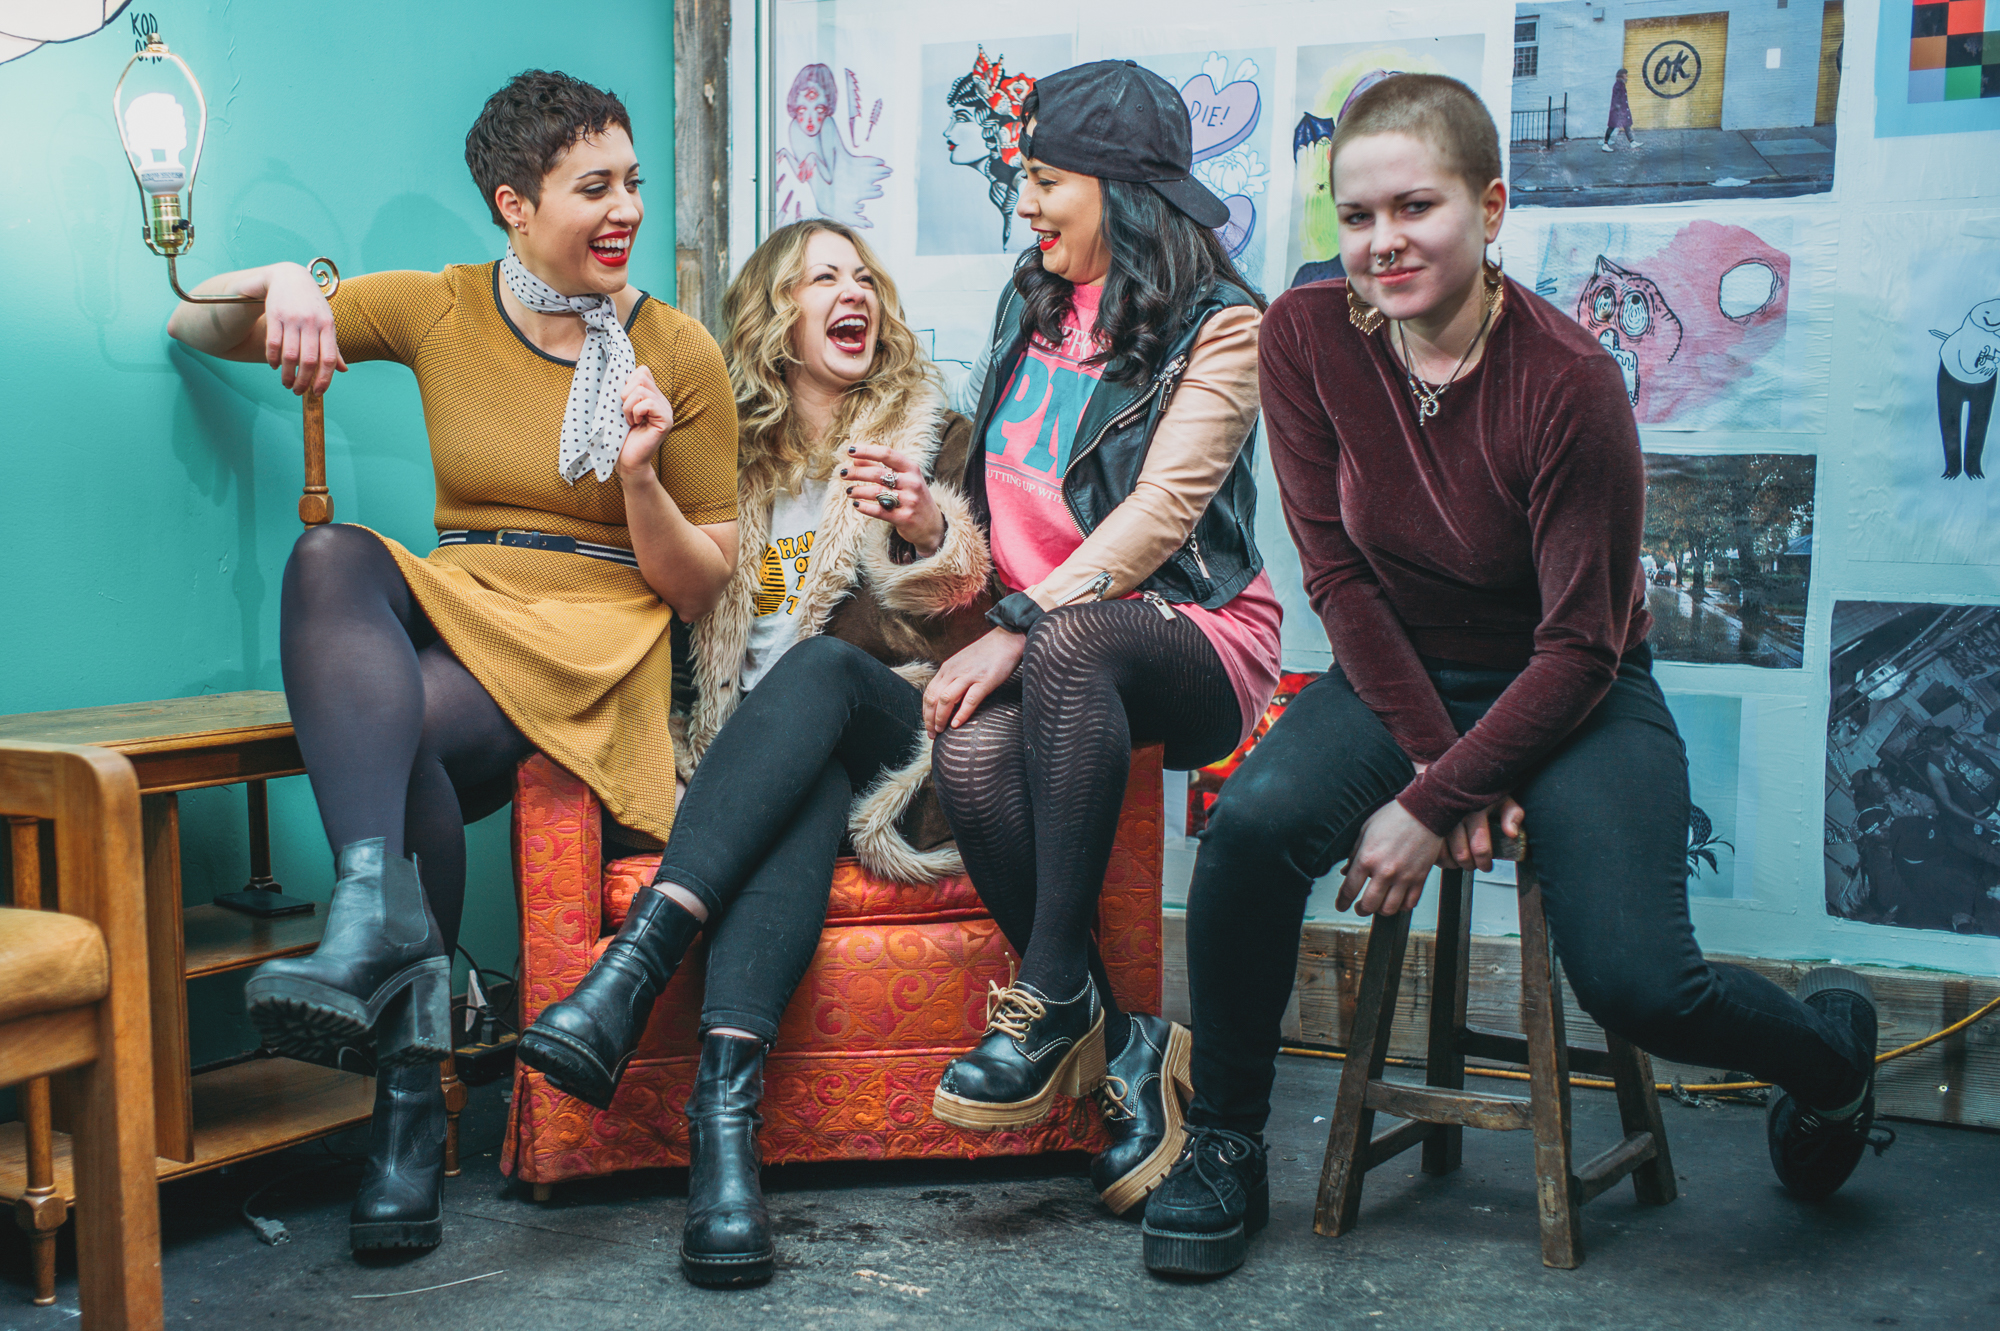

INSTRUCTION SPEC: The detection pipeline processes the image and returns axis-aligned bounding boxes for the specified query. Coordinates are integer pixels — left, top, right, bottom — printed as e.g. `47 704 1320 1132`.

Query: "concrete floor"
4 1054 1996 1330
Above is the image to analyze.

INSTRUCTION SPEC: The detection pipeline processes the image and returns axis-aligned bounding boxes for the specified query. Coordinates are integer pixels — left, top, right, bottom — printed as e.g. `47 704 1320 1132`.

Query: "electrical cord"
1279 992 2000 1097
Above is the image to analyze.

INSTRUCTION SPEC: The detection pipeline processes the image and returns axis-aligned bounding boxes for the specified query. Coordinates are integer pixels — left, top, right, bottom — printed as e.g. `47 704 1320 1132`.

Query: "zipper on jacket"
1140 590 1178 620
1052 570 1115 605
1061 352 1189 481
1187 533 1211 580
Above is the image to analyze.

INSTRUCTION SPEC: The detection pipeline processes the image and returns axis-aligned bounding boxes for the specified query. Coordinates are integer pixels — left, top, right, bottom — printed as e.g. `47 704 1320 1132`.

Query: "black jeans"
655 635 924 1042
1185 650 1871 1136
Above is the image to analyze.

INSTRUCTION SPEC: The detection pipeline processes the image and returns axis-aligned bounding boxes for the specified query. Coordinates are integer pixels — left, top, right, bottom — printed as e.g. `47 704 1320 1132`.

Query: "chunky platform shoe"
517 888 703 1110
1768 966 1892 1202
350 1062 446 1252
1092 1014 1194 1215
680 1033 775 1287
932 979 1106 1131
1141 1125 1269 1278
245 839 450 1073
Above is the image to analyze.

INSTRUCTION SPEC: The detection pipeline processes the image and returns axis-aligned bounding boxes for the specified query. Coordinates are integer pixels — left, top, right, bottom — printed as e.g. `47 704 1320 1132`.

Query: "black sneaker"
1140 1125 1268 1277
1768 967 1888 1201
1091 1014 1193 1215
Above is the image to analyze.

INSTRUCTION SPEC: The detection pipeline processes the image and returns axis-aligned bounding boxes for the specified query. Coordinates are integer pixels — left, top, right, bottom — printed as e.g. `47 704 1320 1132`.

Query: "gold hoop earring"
1347 285 1384 334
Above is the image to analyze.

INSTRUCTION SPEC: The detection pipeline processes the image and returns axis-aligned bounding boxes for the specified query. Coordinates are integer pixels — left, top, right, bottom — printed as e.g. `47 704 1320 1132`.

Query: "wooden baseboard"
1160 913 2000 1129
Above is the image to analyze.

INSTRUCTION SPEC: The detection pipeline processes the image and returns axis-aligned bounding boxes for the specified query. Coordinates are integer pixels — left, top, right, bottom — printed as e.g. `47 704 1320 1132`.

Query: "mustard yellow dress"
329 261 738 842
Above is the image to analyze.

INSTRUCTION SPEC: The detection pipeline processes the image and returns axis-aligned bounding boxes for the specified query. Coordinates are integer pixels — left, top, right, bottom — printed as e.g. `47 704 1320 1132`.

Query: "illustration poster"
1145 49 1276 285
0 1 130 67
1846 213 2000 564
918 36 1071 255
1530 218 1814 431
771 6 906 232
1642 454 1816 670
1876 0 2000 138
1509 1 1839 207
1286 34 1486 290
1825 602 2000 936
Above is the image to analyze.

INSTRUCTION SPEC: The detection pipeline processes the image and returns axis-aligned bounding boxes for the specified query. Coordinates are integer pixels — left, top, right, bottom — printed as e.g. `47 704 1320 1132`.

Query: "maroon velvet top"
1260 275 1651 834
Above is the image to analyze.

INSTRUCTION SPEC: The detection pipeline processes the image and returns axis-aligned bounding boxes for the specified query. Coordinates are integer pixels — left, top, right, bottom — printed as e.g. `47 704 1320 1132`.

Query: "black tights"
932 600 1240 1056
280 524 532 950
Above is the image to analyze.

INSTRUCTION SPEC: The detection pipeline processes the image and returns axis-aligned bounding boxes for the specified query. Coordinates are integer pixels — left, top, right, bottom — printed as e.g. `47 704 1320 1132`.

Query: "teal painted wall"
0 4 676 1062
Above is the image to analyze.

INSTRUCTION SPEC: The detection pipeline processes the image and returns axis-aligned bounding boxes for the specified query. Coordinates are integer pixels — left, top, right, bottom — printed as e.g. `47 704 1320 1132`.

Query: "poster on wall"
1286 34 1486 290
1825 601 2000 936
1508 1 1840 207
0 1 132 67
917 36 1070 255
1530 218 1820 431
1845 213 2000 564
1876 0 2000 138
1642 453 1816 670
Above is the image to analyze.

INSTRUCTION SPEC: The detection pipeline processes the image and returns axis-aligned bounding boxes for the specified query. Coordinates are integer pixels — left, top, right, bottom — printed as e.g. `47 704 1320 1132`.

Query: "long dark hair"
1013 178 1266 384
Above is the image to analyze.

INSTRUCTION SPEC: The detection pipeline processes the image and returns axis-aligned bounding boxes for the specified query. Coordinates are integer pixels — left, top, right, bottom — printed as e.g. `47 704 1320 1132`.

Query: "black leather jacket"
954 278 1265 612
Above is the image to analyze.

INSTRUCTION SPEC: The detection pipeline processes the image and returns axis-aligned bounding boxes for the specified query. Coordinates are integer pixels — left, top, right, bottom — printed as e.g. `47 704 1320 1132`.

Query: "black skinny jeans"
654 634 924 1042
1185 650 1872 1136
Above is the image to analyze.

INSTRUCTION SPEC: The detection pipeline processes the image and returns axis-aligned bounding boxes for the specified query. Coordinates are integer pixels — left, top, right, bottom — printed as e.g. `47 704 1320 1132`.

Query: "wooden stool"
1313 837 1677 1268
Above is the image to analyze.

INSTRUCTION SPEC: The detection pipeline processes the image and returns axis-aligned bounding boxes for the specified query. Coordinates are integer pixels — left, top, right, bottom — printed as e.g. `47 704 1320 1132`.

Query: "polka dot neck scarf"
500 249 637 485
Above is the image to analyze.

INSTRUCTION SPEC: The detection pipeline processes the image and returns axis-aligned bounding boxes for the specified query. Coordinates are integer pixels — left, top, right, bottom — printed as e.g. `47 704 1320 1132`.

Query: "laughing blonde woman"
518 218 991 1288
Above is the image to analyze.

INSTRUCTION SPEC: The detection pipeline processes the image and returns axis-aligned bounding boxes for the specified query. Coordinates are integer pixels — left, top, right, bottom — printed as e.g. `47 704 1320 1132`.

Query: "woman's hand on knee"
1338 800 1444 917
842 442 944 555
924 627 1024 736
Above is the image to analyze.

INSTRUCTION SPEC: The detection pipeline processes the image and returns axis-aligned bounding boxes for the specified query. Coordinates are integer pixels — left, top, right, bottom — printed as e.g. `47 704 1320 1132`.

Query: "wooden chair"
2 743 163 1328
1314 837 1676 1268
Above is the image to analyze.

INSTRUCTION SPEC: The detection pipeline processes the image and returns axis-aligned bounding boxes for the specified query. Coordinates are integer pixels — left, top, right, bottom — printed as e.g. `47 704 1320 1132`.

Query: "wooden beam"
674 0 730 338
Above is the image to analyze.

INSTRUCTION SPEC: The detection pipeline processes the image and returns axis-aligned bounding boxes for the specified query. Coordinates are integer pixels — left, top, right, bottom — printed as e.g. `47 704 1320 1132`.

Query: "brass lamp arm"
166 255 340 305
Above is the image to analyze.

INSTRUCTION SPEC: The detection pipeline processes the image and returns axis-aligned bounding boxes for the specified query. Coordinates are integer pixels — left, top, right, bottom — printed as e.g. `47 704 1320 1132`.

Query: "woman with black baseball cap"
919 59 1283 1218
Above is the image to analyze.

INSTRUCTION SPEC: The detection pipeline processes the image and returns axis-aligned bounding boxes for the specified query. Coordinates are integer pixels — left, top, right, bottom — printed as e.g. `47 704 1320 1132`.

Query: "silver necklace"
1395 294 1497 424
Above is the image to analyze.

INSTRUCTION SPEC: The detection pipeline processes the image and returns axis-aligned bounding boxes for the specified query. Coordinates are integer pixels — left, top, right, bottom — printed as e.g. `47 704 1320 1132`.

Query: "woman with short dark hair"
924 60 1283 1220
1147 73 1883 1278
167 69 740 1255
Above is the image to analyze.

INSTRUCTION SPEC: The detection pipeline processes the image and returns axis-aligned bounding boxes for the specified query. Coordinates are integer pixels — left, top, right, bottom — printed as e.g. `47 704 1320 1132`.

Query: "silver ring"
882 471 899 490
876 490 898 509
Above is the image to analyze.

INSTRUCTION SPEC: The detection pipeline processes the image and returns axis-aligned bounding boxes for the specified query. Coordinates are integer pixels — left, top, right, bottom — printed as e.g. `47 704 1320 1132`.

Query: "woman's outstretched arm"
166 261 347 396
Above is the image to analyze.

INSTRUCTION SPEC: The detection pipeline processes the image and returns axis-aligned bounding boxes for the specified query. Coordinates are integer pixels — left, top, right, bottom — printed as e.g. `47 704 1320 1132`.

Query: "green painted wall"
0 4 676 1063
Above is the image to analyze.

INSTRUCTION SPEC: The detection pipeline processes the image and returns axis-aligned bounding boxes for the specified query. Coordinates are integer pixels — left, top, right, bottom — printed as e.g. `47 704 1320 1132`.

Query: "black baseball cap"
1020 59 1230 230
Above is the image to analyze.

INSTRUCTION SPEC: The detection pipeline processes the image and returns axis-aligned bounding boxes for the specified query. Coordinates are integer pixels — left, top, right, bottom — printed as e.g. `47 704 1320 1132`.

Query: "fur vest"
678 383 991 882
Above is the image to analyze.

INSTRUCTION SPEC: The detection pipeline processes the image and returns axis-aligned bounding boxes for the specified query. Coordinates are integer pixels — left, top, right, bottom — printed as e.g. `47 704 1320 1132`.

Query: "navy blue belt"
437 528 640 569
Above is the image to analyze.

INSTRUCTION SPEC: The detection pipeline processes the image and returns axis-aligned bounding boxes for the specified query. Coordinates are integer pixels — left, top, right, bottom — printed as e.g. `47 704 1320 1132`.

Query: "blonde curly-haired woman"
518 218 991 1288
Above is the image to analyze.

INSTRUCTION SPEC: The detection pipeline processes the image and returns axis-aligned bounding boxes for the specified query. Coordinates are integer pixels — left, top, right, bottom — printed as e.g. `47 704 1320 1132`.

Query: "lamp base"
212 888 316 919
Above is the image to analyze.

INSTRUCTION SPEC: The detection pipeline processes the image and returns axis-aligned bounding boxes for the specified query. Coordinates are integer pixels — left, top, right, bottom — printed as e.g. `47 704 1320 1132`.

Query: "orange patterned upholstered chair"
502 745 1166 1187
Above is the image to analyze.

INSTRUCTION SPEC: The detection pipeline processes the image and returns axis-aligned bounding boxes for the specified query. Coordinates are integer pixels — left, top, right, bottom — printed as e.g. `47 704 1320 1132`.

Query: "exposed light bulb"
123 91 189 195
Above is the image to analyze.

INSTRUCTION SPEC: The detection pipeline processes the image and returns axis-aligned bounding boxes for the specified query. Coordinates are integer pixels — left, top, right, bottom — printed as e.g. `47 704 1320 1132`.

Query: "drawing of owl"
1576 256 1683 408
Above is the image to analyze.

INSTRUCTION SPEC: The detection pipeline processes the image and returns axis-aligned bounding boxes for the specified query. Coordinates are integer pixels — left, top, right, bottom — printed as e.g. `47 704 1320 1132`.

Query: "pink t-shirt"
984 282 1282 744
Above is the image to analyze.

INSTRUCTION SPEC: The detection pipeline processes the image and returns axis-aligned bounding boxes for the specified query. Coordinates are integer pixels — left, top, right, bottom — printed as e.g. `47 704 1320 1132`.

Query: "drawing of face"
1970 299 2000 337
942 103 990 165
787 65 837 138
1577 256 1683 363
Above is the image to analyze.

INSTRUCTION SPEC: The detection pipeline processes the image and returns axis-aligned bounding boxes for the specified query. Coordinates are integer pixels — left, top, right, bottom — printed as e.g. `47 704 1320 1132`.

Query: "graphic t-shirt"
983 283 1283 742
740 477 829 691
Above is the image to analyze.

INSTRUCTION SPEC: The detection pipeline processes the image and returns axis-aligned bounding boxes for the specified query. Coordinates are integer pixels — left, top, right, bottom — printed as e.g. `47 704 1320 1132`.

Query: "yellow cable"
1278 992 2000 1097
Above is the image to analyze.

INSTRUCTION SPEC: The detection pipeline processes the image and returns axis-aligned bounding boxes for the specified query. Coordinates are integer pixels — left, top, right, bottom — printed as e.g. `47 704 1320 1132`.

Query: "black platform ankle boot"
1092 1014 1193 1215
931 978 1106 1131
517 889 703 1110
350 1062 446 1252
681 1033 774 1287
245 839 450 1073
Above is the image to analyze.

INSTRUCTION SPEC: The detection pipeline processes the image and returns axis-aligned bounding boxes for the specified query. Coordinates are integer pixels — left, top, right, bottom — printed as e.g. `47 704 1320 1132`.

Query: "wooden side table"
0 692 466 1298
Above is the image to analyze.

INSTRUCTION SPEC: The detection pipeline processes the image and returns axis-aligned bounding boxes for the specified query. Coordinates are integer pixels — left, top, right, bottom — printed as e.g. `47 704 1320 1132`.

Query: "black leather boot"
1091 1013 1193 1215
517 889 703 1110
1768 967 1892 1201
245 839 450 1073
680 1033 774 1287
350 1062 447 1251
932 978 1106 1131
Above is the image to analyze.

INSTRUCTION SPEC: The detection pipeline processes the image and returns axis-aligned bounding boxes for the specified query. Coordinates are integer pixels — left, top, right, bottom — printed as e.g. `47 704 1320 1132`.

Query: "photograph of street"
1641 452 1816 668
1825 602 2000 935
1510 1 1842 207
